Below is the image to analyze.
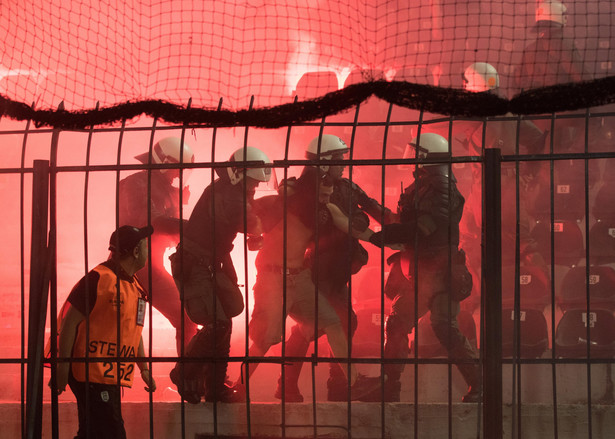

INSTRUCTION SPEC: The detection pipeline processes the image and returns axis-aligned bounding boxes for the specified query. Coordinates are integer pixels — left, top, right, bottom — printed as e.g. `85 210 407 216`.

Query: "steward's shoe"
461 386 481 403
274 382 304 403
169 368 202 405
205 384 246 403
350 374 384 401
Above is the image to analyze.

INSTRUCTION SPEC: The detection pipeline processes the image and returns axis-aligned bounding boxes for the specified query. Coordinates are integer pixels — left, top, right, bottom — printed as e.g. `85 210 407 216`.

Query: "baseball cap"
109 225 154 255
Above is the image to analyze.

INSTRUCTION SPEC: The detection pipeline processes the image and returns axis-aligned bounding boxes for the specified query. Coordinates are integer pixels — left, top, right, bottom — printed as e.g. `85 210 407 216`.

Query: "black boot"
170 366 203 404
457 358 482 403
274 326 310 403
462 384 481 403
170 325 216 404
431 319 482 403
203 321 245 403
352 312 412 402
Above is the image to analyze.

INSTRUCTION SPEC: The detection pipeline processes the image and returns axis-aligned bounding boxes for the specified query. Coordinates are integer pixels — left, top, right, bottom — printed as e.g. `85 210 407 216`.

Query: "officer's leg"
326 287 358 401
384 294 413 383
429 293 481 402
361 293 413 402
203 320 244 402
169 325 208 404
170 265 233 403
148 265 198 355
274 324 311 402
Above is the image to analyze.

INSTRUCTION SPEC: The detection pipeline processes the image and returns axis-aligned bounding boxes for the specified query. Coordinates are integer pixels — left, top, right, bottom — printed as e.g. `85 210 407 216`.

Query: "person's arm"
327 202 363 238
50 304 85 395
137 337 156 392
326 202 403 249
367 213 437 247
519 118 547 156
247 213 263 237
120 173 183 235
245 200 265 250
248 194 283 248
351 181 395 225
559 38 587 83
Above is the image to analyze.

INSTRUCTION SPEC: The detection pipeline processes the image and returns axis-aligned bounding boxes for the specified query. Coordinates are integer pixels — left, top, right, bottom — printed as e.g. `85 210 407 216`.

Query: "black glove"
369 223 412 247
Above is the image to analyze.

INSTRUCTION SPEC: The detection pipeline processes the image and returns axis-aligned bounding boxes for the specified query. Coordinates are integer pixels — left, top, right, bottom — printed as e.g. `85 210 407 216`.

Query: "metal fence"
2 103 615 439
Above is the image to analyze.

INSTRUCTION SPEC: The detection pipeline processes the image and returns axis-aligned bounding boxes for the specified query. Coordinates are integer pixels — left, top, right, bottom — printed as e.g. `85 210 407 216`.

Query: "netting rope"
2 77 614 130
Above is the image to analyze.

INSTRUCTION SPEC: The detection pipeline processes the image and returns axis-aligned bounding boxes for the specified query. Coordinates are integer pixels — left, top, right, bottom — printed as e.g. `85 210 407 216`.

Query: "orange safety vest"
71 264 146 387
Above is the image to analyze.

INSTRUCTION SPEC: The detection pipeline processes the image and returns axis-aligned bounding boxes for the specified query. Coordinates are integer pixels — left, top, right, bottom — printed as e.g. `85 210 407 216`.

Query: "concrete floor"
7 357 615 438
6 400 615 439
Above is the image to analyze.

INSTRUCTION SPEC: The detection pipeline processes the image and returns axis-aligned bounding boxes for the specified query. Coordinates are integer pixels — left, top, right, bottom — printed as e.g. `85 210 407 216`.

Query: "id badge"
136 297 146 326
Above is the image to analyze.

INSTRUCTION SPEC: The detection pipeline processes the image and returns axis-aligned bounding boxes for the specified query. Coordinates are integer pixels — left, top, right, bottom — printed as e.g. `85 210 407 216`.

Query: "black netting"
1 1 614 128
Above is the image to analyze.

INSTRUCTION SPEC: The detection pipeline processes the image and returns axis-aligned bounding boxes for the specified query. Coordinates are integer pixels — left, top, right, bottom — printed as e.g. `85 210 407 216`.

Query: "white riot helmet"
463 62 500 92
405 133 450 166
536 2 567 26
222 146 272 185
306 134 349 159
306 134 349 176
135 137 194 174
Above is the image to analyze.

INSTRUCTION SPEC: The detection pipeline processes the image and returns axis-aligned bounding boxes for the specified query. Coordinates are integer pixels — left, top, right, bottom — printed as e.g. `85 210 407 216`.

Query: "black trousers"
68 373 125 439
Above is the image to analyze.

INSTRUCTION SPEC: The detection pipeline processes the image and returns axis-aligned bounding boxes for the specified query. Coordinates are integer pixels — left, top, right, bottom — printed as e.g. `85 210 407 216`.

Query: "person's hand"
141 369 157 392
48 363 70 395
182 185 191 205
520 173 537 192
247 235 264 251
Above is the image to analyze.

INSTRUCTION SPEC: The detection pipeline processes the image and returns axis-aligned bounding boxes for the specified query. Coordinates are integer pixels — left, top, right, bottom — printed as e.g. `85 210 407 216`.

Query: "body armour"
398 165 464 250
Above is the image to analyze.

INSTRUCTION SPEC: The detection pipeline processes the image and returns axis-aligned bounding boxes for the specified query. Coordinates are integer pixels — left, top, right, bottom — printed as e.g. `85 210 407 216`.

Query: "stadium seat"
501 308 549 358
558 265 615 312
588 220 615 265
592 182 615 221
530 219 585 267
528 181 587 223
501 264 550 310
554 309 615 358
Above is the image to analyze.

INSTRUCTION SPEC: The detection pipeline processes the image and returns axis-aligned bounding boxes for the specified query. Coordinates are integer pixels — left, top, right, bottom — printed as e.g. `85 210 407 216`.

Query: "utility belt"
384 246 472 302
258 264 307 276
169 239 224 280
